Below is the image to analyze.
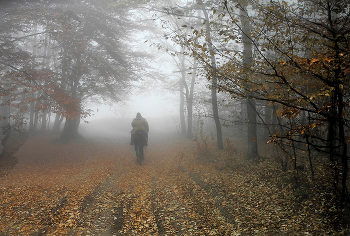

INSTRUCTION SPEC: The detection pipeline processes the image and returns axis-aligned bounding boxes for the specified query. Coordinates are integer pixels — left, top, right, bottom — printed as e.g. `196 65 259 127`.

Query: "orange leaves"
0 136 118 235
0 136 343 235
293 54 336 70
275 106 301 119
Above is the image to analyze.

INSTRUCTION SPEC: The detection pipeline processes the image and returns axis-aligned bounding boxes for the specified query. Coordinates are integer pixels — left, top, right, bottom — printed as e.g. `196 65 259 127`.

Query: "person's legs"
130 134 134 145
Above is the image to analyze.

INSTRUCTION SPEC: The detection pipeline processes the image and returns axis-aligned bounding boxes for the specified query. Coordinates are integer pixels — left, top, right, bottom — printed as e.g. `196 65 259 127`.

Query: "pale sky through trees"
89 92 178 120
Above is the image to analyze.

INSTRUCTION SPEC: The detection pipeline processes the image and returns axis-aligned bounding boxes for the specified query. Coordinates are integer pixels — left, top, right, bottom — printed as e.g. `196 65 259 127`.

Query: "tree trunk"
53 47 68 134
263 101 272 142
1 94 10 132
246 99 258 159
187 59 197 139
179 52 186 135
52 114 64 133
337 89 348 203
29 22 38 133
33 107 39 132
240 2 259 159
60 117 81 142
59 53 82 142
197 0 223 149
40 28 51 133
40 111 47 132
29 92 36 133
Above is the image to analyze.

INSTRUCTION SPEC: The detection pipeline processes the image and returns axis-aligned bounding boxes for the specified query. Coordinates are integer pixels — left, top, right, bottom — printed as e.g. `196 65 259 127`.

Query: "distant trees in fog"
0 0 152 141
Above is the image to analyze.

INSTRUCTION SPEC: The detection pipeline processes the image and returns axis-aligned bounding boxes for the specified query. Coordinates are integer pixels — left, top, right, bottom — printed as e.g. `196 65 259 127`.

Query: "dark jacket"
130 117 149 134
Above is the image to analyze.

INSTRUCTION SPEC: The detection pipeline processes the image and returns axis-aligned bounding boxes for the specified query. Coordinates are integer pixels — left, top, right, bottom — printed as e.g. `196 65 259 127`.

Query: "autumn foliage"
171 0 350 215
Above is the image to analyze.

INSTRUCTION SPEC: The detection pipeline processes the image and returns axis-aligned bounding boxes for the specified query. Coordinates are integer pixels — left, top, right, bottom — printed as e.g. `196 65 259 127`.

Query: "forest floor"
0 134 347 235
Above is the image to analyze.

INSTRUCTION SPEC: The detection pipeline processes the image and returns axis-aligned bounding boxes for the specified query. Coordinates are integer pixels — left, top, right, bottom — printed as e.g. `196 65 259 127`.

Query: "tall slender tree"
197 0 223 149
239 1 259 159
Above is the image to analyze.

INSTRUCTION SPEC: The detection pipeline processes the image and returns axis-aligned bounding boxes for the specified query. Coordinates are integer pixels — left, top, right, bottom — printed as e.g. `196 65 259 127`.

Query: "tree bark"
187 59 197 139
53 46 69 134
40 30 50 132
29 92 36 133
60 117 82 142
197 0 223 149
246 99 258 159
263 101 272 142
240 2 259 159
59 53 82 142
179 51 186 135
52 114 64 133
1 94 10 132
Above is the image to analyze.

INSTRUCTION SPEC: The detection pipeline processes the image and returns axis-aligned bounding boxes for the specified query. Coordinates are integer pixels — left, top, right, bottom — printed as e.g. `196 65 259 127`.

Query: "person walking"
130 112 149 146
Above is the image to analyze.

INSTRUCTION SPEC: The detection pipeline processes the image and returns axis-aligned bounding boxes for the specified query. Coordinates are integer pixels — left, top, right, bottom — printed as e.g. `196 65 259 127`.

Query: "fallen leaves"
0 136 345 235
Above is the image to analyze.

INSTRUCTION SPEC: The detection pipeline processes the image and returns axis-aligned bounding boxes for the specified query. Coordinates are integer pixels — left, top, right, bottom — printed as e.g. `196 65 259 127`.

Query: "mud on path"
0 135 339 235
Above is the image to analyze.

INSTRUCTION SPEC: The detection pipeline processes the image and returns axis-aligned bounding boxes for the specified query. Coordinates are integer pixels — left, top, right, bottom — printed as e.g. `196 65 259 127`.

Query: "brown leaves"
0 136 344 235
0 136 117 235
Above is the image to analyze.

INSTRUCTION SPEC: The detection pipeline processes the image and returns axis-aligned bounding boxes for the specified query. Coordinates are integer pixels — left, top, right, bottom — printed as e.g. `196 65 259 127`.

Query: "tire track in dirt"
146 143 234 235
75 145 159 235
149 144 203 235
2 138 340 235
110 159 157 235
167 142 239 234
3 138 239 235
9 140 239 235
150 173 194 235
179 167 237 226
79 172 131 235
98 143 203 235
40 141 238 235
150 177 166 235
66 146 137 235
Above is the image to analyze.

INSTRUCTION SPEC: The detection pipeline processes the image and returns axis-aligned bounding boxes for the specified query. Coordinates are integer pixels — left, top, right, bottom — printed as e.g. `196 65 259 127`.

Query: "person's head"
136 112 142 118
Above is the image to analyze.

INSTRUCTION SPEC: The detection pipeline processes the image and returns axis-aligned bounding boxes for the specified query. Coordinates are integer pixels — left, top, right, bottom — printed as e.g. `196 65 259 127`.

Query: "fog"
89 93 178 120
80 93 180 144
1 0 347 234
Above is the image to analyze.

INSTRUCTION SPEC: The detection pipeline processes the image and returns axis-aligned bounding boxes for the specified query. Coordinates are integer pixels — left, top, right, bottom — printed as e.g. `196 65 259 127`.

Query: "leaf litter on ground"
0 135 345 235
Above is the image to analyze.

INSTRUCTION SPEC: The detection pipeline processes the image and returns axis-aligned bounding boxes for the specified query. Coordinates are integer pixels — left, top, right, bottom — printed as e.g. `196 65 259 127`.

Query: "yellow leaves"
293 54 336 71
309 58 320 65
275 107 301 118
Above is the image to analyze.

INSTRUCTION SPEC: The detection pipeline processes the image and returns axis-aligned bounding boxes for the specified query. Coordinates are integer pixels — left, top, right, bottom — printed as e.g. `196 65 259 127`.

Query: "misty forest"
0 0 350 235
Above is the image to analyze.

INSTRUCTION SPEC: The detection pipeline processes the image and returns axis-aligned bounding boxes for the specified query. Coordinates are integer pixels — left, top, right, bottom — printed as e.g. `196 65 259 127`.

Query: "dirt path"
0 137 238 235
0 136 340 235
65 142 238 235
